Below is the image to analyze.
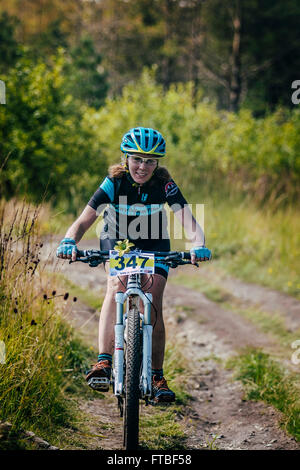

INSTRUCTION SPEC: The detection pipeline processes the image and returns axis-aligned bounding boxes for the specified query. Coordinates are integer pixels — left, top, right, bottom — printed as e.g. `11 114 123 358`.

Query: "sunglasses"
127 154 158 167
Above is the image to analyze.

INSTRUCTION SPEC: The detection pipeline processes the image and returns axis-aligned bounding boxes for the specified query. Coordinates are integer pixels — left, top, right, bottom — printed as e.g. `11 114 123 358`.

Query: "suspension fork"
114 291 125 396
141 292 153 397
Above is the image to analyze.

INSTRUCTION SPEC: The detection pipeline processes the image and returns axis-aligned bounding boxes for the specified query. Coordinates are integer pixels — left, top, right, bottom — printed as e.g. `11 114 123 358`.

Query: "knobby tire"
123 304 141 450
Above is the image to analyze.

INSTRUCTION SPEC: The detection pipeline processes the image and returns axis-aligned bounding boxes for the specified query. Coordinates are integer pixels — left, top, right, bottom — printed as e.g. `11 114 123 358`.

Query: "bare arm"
174 206 206 265
64 205 98 243
174 206 205 246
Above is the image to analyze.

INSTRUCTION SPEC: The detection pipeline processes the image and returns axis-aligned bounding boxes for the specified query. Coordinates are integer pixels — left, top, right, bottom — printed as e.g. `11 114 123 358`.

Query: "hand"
190 246 212 265
56 238 78 261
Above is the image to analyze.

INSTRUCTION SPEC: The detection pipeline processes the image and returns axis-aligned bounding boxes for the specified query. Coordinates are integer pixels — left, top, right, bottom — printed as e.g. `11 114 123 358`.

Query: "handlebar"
72 249 193 268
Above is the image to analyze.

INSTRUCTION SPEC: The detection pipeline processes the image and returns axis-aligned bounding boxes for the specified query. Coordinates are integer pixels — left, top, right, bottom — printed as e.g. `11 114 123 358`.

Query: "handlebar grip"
77 249 86 258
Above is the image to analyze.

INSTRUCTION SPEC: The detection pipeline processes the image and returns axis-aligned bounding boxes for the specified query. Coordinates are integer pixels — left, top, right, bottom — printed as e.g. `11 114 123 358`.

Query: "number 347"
114 255 148 271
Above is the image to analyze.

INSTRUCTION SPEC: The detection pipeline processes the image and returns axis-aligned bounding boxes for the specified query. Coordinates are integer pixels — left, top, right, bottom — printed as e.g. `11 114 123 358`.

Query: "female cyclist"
56 127 211 403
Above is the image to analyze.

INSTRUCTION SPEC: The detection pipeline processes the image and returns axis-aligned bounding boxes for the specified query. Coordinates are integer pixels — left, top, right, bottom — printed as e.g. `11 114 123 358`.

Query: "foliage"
64 35 108 109
30 19 69 58
1 63 299 212
0 49 107 214
0 12 20 74
2 0 299 112
84 69 300 205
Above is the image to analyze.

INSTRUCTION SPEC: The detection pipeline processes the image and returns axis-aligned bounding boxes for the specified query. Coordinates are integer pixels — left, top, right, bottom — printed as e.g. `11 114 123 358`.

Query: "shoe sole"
87 377 110 392
151 394 176 405
150 399 175 406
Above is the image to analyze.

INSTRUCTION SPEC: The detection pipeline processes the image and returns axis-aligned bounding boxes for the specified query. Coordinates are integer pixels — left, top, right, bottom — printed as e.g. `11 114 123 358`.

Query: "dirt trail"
42 238 300 450
164 284 299 450
175 264 300 332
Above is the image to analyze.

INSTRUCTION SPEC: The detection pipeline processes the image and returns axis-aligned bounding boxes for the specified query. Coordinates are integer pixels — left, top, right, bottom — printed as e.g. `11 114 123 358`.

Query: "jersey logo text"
165 181 178 197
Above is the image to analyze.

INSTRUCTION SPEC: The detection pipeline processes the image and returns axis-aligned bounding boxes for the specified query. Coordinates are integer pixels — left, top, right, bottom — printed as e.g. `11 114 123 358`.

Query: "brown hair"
108 163 126 178
108 162 171 185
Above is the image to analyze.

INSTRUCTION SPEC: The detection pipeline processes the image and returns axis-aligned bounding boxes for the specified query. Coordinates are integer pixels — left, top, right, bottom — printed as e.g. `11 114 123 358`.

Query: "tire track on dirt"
172 264 300 331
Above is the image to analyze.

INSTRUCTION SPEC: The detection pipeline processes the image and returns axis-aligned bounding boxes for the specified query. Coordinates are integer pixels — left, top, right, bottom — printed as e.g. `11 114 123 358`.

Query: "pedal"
87 377 110 391
149 399 173 407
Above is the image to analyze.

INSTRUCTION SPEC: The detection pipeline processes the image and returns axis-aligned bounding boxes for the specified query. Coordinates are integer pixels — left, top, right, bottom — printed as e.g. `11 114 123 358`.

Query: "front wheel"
123 305 141 450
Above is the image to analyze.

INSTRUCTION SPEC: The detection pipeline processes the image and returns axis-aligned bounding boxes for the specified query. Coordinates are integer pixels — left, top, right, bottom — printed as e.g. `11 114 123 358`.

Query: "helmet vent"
121 127 166 156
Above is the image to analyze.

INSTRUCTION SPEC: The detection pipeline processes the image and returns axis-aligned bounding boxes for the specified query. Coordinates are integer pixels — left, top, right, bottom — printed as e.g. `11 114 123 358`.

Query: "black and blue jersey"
88 171 187 245
88 171 187 279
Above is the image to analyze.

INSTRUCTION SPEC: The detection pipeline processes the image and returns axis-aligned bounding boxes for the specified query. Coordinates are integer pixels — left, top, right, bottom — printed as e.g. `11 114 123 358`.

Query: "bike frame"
113 273 153 399
71 248 197 449
72 248 195 402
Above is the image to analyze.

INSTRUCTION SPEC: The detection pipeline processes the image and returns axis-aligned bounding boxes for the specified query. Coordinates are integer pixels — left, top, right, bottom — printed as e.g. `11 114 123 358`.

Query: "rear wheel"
123 304 141 450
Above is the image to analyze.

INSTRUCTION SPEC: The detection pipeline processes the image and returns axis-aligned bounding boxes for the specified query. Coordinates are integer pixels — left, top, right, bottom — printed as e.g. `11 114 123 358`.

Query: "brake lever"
176 259 199 267
165 253 181 262
68 257 103 266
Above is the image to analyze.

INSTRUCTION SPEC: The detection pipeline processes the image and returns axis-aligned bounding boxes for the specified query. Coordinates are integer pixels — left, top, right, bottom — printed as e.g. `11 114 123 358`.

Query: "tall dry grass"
0 199 91 447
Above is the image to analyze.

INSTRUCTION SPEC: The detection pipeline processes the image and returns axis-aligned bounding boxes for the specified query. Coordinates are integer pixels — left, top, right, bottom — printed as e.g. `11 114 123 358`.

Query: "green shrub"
84 69 300 205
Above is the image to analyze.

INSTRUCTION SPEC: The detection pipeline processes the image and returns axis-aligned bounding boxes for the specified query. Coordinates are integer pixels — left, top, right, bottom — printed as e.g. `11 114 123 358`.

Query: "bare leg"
98 268 167 370
139 274 167 370
98 266 127 355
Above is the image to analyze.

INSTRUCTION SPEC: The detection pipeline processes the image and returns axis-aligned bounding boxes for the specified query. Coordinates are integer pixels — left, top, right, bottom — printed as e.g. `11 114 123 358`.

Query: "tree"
1 0 299 112
241 0 300 113
0 50 107 211
29 19 70 57
65 35 108 109
0 12 20 74
196 0 300 112
0 0 83 44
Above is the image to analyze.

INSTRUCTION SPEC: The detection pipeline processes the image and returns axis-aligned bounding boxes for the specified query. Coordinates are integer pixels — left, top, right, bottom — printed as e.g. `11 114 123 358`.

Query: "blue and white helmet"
120 127 166 157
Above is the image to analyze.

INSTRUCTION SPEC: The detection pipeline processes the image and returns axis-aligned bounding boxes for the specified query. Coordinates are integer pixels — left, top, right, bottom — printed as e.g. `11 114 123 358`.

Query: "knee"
106 277 125 298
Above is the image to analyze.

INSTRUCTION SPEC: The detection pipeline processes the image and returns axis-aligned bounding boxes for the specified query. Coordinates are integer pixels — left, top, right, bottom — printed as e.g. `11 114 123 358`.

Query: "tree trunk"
229 1 242 112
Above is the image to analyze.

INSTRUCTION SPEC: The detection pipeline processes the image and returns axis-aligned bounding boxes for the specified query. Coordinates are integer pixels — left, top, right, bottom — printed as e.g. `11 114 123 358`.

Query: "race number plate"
109 250 155 276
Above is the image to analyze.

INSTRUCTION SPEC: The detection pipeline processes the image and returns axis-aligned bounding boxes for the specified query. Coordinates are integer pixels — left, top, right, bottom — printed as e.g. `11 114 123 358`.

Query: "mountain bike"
73 248 196 450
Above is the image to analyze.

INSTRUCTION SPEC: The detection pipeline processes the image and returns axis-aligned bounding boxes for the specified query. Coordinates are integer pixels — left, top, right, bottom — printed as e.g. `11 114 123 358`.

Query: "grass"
211 203 300 298
36 200 104 241
229 305 300 351
139 341 191 450
163 343 192 406
170 193 300 300
53 273 104 311
206 196 300 299
226 348 300 441
139 407 187 450
205 434 220 450
170 272 234 304
0 200 99 449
